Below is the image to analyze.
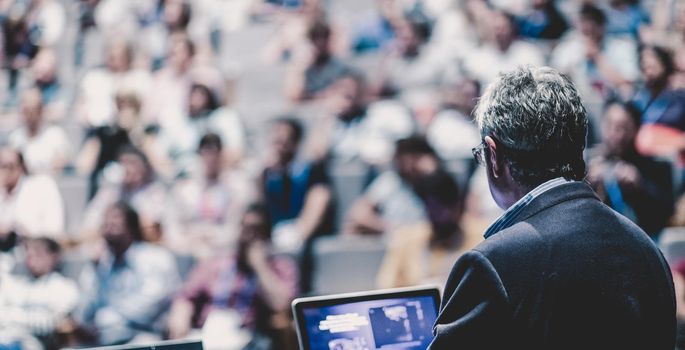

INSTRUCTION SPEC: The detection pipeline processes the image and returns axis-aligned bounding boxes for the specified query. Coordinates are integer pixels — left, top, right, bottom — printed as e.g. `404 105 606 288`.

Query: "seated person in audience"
308 72 415 166
167 204 298 346
77 90 157 199
427 77 482 161
515 0 568 40
144 32 195 131
284 19 354 101
82 147 167 244
377 169 481 288
30 48 67 122
463 9 545 86
261 118 333 250
349 0 402 54
156 82 244 178
0 237 79 349
308 72 368 162
9 88 70 175
0 147 65 241
601 0 650 39
167 133 255 259
208 78 247 166
587 101 673 237
551 3 639 101
632 46 685 133
76 38 152 128
78 202 180 346
345 136 435 235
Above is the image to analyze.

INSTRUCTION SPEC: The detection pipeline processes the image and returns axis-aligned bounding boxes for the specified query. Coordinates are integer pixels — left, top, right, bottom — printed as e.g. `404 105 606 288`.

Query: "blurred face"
106 41 131 73
115 94 141 130
327 77 361 118
31 49 57 84
460 81 479 114
492 13 515 49
25 240 59 278
310 32 330 57
271 123 299 164
602 104 638 157
119 153 148 188
189 87 210 116
21 90 43 130
167 36 193 70
164 0 185 28
200 147 222 179
394 19 421 56
641 48 667 84
101 206 134 254
394 152 419 181
0 149 24 191
580 18 604 43
239 211 270 245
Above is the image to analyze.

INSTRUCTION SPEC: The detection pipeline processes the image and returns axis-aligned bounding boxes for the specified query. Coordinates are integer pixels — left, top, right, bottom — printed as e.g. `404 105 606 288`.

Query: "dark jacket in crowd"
430 182 676 350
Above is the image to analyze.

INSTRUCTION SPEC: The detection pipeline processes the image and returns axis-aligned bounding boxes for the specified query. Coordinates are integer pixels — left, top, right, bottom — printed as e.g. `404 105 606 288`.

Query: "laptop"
292 286 441 350
81 339 203 350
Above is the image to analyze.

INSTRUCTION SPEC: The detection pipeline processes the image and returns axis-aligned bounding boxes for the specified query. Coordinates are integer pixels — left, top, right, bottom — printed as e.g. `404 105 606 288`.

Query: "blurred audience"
515 0 568 40
9 88 70 175
345 136 435 235
377 161 481 288
77 90 157 199
82 147 167 244
78 202 180 346
261 118 332 251
76 39 152 128
284 19 354 101
167 204 297 348
463 9 544 85
0 147 65 241
587 101 673 237
167 133 254 259
0 0 684 348
552 3 639 103
0 237 79 350
426 77 481 162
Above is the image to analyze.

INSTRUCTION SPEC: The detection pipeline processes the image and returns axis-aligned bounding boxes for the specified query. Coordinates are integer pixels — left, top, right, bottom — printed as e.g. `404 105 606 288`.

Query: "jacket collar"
486 181 600 239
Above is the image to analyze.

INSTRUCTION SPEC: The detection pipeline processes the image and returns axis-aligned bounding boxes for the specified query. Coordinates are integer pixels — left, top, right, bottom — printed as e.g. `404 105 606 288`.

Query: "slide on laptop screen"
292 286 441 350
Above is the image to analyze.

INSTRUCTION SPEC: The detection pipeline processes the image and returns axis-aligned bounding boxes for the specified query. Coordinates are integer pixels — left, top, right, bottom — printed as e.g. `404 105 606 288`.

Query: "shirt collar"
484 177 573 239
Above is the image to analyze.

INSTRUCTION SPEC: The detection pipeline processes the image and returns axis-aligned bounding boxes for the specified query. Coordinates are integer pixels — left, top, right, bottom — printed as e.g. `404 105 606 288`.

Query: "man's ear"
484 136 501 178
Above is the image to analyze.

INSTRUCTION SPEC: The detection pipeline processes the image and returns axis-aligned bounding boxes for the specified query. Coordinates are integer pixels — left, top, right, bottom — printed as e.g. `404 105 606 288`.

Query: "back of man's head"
475 66 588 188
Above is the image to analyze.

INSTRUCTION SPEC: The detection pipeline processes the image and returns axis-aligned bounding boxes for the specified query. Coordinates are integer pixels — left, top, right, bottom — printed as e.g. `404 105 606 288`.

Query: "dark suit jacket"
430 182 676 349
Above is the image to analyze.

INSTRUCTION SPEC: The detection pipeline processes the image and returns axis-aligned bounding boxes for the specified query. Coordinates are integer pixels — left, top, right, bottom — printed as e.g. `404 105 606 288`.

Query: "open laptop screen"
293 287 440 350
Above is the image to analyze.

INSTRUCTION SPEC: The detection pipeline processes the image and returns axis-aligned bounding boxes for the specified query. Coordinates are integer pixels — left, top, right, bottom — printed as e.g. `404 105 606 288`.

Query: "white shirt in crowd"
9 125 70 175
78 68 152 127
364 170 427 233
463 40 545 85
426 109 481 161
0 271 79 337
0 176 65 239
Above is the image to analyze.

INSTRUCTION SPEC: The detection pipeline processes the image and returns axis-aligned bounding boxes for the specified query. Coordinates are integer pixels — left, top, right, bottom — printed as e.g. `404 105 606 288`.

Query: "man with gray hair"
429 66 675 349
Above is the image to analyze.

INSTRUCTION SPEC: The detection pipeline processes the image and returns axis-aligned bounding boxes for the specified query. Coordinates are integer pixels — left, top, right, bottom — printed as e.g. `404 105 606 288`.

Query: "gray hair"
475 66 588 187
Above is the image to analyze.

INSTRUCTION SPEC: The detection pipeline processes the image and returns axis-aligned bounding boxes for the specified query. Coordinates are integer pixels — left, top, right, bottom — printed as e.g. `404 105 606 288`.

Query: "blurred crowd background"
1 0 685 349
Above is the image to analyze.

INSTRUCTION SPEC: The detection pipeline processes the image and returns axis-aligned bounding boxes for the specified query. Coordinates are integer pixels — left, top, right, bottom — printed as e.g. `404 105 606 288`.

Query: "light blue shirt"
82 242 181 345
484 177 573 239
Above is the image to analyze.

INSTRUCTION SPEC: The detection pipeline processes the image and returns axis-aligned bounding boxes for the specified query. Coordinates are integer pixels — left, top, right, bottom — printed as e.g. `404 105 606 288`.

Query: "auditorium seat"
329 160 370 231
310 235 386 295
56 174 89 235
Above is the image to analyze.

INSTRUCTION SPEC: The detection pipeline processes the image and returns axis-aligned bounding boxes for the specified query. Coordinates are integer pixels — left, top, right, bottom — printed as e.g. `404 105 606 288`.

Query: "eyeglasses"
472 140 487 166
